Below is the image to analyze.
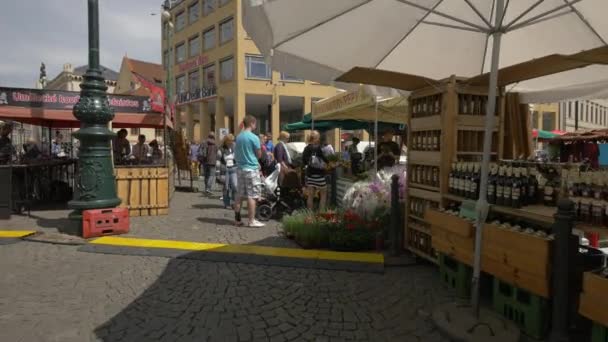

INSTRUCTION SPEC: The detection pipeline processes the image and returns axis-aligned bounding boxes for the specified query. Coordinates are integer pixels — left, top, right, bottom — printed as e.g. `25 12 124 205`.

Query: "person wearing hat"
377 129 400 170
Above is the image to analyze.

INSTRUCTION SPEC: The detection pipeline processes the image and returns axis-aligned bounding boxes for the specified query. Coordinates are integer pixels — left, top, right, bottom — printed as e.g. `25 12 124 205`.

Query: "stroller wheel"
256 203 273 222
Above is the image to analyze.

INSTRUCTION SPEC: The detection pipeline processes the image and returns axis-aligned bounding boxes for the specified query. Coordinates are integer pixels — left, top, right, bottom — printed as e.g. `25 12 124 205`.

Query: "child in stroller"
256 164 305 221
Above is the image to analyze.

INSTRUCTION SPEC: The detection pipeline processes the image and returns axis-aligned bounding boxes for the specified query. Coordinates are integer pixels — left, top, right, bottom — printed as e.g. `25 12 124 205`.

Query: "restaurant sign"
176 87 217 106
177 54 209 73
0 87 157 113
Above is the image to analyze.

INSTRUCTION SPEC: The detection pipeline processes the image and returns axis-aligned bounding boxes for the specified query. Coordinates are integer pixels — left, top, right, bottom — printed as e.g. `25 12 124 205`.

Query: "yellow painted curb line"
0 230 37 238
90 236 384 264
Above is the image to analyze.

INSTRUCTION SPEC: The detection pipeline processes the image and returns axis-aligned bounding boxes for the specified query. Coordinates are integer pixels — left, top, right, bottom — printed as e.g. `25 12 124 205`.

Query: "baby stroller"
256 165 305 221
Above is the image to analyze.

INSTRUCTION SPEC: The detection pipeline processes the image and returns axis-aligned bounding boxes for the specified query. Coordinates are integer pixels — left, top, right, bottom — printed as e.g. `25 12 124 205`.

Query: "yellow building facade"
161 0 340 143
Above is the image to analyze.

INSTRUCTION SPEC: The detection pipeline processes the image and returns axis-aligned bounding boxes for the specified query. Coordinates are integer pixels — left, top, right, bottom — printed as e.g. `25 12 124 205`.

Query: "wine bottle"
528 167 539 205
432 166 439 188
449 162 456 194
503 164 513 207
543 168 557 207
520 164 529 206
456 163 464 197
592 173 604 226
471 163 480 200
511 165 522 208
464 163 472 199
488 164 498 204
496 164 505 206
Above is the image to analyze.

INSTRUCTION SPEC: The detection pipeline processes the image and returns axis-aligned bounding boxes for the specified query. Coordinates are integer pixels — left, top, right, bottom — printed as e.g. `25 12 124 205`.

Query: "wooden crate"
483 224 551 260
115 166 170 217
426 209 474 237
580 272 608 326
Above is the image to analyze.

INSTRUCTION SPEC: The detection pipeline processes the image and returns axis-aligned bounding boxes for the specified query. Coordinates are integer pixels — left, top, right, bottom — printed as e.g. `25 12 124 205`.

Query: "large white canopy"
244 0 608 84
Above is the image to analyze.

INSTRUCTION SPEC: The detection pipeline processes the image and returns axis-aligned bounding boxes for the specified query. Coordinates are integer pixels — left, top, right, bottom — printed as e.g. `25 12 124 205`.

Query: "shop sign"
177 54 209 73
176 87 217 106
313 88 373 117
0 87 157 114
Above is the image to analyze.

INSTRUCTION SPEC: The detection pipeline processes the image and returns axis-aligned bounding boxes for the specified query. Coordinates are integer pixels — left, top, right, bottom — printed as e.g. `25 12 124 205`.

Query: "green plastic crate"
592 322 608 342
439 253 472 298
492 278 550 340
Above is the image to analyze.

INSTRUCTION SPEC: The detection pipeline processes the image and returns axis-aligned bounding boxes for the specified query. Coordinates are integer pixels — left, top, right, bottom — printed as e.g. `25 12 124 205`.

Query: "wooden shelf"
409 223 431 235
410 187 442 202
409 214 430 224
456 151 498 155
442 193 555 225
409 151 441 165
407 246 438 264
410 183 440 192
410 115 442 131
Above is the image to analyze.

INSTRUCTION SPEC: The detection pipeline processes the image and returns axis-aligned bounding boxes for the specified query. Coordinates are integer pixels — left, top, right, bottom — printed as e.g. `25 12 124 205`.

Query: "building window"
189 70 200 92
220 17 234 44
567 102 572 119
188 36 200 57
203 27 215 51
246 55 271 79
176 43 186 63
532 111 538 129
175 11 186 31
220 57 234 82
542 112 554 131
189 1 200 24
280 73 303 82
155 128 164 137
130 128 140 136
176 74 186 94
203 64 216 87
203 0 215 16
163 50 170 68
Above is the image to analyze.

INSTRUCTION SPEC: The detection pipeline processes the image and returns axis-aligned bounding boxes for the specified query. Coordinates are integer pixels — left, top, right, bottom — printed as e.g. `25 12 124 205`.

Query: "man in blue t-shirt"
234 115 264 227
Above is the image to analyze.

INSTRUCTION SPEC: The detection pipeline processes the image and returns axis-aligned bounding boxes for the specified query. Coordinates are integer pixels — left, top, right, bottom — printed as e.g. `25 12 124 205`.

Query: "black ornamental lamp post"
68 0 121 220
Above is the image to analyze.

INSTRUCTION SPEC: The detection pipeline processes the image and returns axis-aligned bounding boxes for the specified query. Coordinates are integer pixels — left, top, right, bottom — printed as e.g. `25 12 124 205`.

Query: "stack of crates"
493 278 550 340
439 253 472 298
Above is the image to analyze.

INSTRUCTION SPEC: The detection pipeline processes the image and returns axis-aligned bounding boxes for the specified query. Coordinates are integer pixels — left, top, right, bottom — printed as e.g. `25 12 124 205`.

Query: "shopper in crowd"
51 133 63 157
234 115 264 227
199 133 218 195
264 133 274 153
113 128 131 163
218 134 237 209
23 138 41 161
258 134 276 177
132 134 150 163
259 134 267 153
149 139 163 164
0 121 15 164
321 134 335 157
274 131 299 188
189 139 200 178
348 137 363 175
302 130 328 211
377 129 400 170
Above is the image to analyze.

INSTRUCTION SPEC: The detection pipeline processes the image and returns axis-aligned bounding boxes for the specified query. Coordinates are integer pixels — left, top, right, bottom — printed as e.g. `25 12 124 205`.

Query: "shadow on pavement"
196 217 236 226
192 203 225 210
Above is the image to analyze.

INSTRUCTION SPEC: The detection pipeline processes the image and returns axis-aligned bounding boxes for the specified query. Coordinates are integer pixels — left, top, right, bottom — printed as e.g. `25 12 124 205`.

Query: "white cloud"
0 0 160 88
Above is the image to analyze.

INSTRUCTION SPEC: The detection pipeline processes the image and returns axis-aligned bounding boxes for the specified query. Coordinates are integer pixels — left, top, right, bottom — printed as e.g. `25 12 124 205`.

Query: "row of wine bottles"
565 169 608 225
411 165 440 187
458 94 496 116
411 95 442 118
410 197 439 218
411 131 441 151
448 161 559 208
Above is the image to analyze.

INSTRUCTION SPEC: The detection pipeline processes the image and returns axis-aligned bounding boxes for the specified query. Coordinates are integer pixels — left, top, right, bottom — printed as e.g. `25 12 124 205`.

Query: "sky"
0 0 161 88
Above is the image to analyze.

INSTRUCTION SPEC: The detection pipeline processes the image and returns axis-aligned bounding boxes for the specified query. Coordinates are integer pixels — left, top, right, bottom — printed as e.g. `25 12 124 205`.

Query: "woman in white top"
218 134 237 209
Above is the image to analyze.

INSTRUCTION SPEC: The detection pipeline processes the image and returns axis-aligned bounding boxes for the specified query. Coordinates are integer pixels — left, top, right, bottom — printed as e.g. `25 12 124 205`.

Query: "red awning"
0 106 171 129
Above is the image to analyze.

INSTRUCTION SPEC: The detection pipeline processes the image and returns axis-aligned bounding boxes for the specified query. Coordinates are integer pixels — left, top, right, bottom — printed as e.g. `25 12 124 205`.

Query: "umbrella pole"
374 98 379 175
471 0 504 316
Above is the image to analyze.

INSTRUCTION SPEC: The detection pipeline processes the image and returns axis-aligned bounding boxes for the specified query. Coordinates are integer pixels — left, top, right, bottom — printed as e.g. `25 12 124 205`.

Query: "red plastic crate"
82 208 129 239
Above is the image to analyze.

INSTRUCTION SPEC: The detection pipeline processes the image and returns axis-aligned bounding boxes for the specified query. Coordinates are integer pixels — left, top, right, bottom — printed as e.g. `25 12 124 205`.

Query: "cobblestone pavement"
2 179 297 247
0 241 452 342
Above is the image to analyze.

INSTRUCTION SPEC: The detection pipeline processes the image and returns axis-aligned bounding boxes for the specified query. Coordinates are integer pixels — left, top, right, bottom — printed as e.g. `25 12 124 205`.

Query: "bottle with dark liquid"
488 164 498 204
511 165 522 208
503 164 513 207
528 167 539 205
543 168 558 207
471 163 480 200
432 166 439 187
449 162 457 194
520 164 529 206
465 163 473 199
580 173 592 223
592 174 604 226
456 163 464 197
496 165 505 206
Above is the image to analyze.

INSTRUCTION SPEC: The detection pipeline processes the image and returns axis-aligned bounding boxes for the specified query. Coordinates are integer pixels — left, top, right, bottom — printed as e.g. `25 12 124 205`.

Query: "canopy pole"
471 0 504 316
374 98 379 175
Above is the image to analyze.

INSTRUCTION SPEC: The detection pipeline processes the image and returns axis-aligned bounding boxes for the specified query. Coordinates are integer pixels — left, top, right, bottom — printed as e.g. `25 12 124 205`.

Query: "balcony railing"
176 87 217 105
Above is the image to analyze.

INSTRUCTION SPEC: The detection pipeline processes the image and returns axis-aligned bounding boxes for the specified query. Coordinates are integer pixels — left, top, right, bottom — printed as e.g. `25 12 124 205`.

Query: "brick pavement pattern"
0 242 452 342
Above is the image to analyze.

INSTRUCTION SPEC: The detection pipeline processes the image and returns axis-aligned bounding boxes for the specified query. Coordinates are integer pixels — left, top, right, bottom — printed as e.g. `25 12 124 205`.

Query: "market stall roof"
312 86 408 125
0 87 170 129
532 129 565 140
284 114 400 132
553 129 608 142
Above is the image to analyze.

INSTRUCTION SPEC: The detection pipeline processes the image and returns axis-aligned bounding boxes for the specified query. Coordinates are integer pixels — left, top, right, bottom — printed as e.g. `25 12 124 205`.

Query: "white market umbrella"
243 0 608 312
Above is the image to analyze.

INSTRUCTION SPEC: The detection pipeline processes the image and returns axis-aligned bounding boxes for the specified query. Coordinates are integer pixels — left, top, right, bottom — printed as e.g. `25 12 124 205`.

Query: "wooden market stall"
0 86 173 216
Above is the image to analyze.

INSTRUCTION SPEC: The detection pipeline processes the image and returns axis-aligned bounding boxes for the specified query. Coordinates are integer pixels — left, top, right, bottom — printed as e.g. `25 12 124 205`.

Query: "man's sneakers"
248 219 265 228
